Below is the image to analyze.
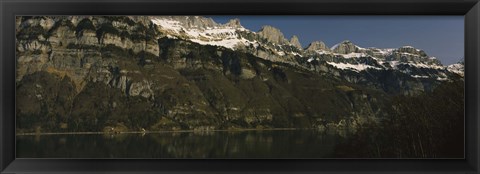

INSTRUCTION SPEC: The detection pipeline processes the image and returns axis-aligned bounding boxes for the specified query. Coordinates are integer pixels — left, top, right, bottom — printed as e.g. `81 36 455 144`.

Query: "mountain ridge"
15 16 464 133
150 16 461 77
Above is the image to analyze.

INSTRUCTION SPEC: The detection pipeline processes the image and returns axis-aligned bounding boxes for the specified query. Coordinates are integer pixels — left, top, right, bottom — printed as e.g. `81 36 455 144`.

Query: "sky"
208 16 464 65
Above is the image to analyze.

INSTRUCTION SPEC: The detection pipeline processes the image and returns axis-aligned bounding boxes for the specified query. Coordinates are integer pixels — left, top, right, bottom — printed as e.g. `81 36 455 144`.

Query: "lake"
16 129 350 158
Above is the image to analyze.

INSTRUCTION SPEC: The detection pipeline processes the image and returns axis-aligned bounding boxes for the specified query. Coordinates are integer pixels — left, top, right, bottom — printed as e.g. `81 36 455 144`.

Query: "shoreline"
15 127 318 136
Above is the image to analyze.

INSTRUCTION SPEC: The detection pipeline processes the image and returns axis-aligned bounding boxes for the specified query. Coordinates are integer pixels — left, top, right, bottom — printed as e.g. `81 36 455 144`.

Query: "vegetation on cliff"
334 80 464 158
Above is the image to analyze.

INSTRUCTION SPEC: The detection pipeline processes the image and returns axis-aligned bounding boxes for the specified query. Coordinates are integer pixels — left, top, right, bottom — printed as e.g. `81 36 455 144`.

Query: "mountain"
151 16 460 83
447 60 464 77
331 40 359 54
15 16 464 133
289 35 302 50
151 16 302 64
305 41 330 53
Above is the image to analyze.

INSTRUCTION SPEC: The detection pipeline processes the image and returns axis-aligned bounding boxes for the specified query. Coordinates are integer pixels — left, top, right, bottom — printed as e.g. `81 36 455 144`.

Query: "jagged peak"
257 25 288 45
151 16 219 30
224 18 242 28
396 45 428 56
306 41 329 51
150 16 445 69
331 40 359 54
290 35 302 50
331 40 355 49
258 25 280 32
447 60 465 76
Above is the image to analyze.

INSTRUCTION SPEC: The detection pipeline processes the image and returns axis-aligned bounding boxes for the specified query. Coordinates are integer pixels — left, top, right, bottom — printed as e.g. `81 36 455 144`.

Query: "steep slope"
447 60 464 76
151 16 303 64
15 16 463 133
150 16 460 91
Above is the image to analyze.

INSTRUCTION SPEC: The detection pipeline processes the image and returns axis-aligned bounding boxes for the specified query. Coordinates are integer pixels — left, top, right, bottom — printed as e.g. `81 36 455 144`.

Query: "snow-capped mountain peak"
447 60 464 76
331 40 361 54
150 16 459 81
151 16 305 64
151 16 252 50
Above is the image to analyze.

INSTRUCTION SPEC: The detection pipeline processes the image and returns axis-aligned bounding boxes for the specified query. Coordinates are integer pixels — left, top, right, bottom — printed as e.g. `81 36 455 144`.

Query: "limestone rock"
289 35 302 50
387 46 442 65
257 25 289 45
225 18 242 29
306 41 329 52
332 40 359 54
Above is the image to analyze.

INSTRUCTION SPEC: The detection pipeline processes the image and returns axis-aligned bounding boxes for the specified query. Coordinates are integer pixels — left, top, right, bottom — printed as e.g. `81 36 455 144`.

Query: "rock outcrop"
289 35 302 50
257 25 289 45
305 41 330 52
447 60 464 76
386 46 442 65
225 18 242 29
332 40 359 54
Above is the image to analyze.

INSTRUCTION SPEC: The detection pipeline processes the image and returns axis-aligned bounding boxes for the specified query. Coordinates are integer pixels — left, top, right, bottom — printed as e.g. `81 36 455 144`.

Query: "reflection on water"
16 130 347 158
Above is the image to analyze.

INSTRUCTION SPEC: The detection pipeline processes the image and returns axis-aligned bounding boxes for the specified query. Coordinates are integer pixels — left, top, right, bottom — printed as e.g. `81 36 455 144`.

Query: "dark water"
16 130 348 158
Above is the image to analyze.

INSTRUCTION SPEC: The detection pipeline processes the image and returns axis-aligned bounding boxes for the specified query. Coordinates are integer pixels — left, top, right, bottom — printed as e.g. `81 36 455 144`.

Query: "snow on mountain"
307 57 315 62
307 41 450 80
315 50 332 55
151 16 254 50
386 61 445 70
402 62 445 70
400 45 421 52
322 41 436 73
366 47 395 57
330 43 341 50
150 16 457 81
411 75 430 78
151 18 183 33
151 16 305 66
447 61 464 76
310 42 453 80
327 62 382 72
339 52 368 59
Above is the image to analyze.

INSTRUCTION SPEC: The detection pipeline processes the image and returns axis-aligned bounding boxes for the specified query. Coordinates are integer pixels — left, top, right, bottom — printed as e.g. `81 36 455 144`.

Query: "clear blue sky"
208 16 464 65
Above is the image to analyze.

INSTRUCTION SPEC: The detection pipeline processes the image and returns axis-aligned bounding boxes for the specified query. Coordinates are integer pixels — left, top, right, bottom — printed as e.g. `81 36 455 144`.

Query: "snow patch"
327 62 381 72
339 52 367 58
411 75 429 78
390 61 445 70
291 51 303 57
307 57 314 62
315 50 332 55
447 63 464 75
436 77 448 81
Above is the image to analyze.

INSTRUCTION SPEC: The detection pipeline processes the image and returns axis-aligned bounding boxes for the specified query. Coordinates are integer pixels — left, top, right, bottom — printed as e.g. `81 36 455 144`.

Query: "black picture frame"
1 0 479 173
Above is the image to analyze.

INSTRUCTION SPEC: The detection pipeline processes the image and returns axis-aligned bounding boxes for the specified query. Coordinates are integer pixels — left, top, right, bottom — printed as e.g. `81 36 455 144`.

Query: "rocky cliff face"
305 41 330 53
332 40 359 54
289 35 302 50
257 25 290 45
15 16 463 133
447 60 464 77
149 16 460 82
